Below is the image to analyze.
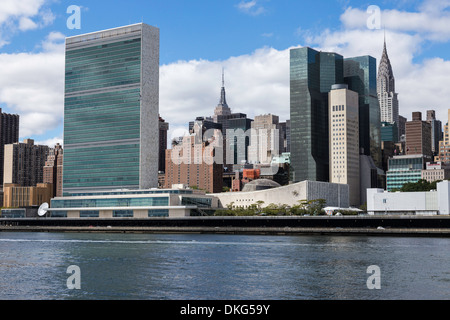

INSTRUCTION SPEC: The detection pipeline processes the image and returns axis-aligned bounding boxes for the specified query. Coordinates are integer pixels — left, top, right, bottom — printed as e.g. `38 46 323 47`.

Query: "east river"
0 232 449 300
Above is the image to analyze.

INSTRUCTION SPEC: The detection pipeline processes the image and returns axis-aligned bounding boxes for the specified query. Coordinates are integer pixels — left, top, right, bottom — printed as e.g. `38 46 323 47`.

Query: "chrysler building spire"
377 36 399 126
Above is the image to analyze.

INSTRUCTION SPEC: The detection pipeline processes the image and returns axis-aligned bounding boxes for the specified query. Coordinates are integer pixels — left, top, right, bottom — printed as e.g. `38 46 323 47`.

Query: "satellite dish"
38 202 49 217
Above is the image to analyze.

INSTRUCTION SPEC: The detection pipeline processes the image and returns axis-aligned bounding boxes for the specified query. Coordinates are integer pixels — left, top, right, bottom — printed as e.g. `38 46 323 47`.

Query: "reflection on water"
0 232 449 300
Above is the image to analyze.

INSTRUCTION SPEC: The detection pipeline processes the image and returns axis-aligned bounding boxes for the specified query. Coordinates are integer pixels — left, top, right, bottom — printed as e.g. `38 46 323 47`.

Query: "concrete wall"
140 23 160 189
438 181 450 215
213 180 349 209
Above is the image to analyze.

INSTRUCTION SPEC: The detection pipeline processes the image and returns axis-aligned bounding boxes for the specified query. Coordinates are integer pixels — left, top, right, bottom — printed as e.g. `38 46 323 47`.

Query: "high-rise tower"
63 23 159 194
289 47 343 182
344 55 382 168
0 108 19 187
377 37 399 126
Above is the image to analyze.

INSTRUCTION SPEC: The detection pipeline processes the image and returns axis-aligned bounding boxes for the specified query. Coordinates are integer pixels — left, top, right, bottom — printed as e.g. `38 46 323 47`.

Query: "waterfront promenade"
2 215 450 237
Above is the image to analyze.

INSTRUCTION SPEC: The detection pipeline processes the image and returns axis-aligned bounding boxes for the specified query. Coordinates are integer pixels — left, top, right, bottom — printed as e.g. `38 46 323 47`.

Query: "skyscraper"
405 112 432 159
344 55 382 168
63 23 159 194
248 114 282 165
159 116 169 173
213 69 232 123
426 110 442 156
3 139 49 187
377 38 399 127
43 143 64 197
164 129 223 193
290 47 343 182
0 108 19 186
329 84 360 206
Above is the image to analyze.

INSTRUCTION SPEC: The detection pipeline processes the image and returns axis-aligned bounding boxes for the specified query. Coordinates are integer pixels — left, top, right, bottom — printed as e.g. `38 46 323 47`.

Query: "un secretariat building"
63 23 159 195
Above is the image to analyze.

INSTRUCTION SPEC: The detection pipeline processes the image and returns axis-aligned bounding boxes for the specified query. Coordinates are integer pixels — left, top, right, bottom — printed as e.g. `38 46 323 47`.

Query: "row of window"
48 209 169 218
332 105 345 112
51 197 169 209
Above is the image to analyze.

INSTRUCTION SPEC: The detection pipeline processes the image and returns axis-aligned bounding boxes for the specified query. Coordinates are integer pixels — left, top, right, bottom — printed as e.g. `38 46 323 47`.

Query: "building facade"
3 183 53 208
381 122 398 143
3 139 49 187
328 84 360 206
227 117 253 167
435 109 450 163
165 132 223 194
405 112 432 159
48 188 219 218
63 23 160 194
386 154 427 191
159 116 169 173
426 110 442 156
213 180 349 210
422 162 450 183
398 115 407 141
290 47 343 183
367 180 450 215
248 114 282 165
0 108 19 187
43 143 63 198
344 55 382 169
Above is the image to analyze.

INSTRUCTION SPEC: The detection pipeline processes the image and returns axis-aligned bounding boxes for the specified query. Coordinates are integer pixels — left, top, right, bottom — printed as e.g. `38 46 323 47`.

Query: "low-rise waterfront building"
3 183 53 208
367 180 450 215
213 180 349 209
47 187 219 218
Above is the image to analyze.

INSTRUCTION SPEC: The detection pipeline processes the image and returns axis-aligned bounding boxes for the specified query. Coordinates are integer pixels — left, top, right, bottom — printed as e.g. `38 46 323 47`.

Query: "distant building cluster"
2 22 450 218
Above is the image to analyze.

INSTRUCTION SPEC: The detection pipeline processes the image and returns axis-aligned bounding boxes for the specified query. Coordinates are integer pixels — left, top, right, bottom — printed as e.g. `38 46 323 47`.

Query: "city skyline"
1 1 450 147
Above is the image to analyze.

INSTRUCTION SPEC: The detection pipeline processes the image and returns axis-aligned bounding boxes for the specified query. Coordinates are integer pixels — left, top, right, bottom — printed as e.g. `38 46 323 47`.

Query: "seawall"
1 215 450 237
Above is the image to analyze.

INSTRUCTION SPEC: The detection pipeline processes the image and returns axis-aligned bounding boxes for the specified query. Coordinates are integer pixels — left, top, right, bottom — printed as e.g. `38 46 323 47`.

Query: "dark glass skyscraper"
344 55 382 169
289 47 343 182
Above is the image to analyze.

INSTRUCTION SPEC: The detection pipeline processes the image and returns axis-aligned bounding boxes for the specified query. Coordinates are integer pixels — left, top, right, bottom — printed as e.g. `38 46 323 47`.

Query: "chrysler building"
377 37 399 126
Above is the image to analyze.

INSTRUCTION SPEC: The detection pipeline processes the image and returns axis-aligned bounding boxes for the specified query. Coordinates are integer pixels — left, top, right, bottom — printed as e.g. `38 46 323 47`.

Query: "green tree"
400 179 440 192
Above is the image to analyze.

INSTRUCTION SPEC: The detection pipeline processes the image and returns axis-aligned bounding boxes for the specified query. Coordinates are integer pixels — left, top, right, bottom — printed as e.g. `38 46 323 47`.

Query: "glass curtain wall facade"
63 24 159 194
344 56 382 169
386 155 425 191
290 47 343 182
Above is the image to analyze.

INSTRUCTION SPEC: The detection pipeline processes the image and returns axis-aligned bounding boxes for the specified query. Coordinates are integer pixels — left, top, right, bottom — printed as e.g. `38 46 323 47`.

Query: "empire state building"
377 37 399 126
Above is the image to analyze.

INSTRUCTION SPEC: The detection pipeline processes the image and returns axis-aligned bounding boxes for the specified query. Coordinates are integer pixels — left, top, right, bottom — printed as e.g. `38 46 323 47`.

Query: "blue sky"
1 0 450 146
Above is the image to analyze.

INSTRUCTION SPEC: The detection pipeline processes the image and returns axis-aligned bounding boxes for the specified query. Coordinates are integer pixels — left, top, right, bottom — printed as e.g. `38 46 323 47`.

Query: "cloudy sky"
1 0 450 147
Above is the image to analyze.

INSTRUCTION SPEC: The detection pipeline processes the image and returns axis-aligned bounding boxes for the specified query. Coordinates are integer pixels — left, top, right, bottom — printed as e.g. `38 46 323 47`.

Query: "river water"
0 232 449 300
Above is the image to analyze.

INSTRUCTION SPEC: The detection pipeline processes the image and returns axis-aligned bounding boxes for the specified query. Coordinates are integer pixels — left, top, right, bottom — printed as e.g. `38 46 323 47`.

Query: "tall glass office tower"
344 55 382 169
290 47 343 182
63 23 159 194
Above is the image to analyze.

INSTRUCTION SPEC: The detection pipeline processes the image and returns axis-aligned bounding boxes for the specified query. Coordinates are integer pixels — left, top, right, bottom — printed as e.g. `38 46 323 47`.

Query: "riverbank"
1 225 450 237
2 215 450 237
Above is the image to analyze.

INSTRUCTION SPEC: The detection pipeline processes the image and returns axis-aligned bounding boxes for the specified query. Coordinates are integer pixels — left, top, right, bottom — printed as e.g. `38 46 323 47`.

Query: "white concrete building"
367 180 450 215
213 180 349 209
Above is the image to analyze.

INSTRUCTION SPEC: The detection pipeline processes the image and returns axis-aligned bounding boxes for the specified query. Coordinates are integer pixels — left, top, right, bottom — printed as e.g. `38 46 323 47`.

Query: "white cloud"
340 2 450 41
0 0 55 46
160 46 291 142
301 2 450 123
18 17 38 31
35 136 63 148
0 32 65 139
236 0 266 16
